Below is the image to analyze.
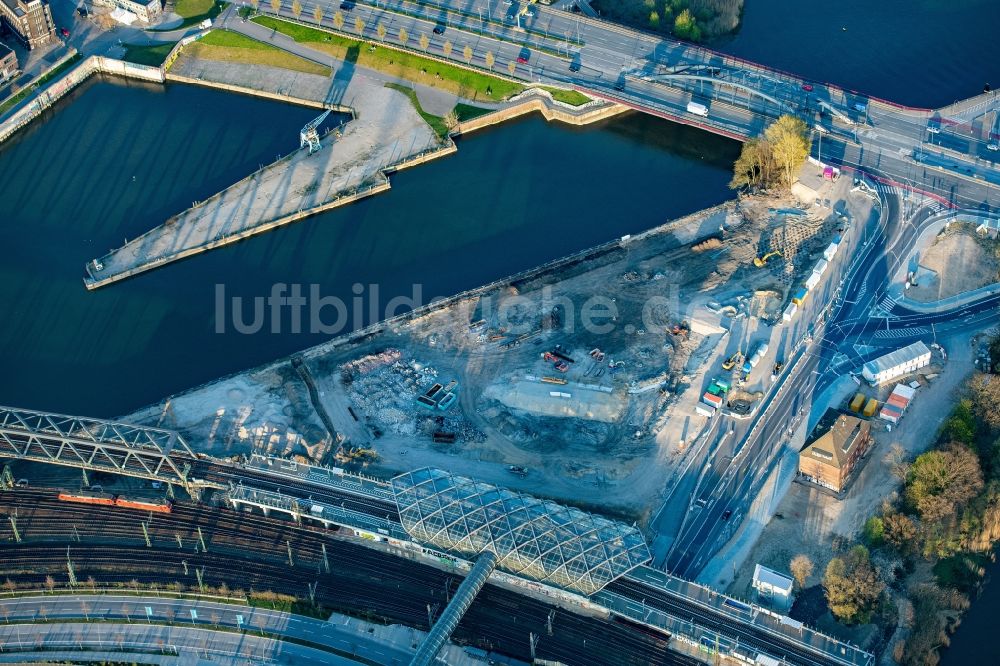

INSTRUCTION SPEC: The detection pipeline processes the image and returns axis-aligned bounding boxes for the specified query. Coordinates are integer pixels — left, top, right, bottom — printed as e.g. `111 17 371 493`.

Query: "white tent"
110 7 138 25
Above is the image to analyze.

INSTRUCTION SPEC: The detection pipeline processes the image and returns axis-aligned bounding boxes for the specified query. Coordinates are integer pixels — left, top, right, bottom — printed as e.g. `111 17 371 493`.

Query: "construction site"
127 180 849 524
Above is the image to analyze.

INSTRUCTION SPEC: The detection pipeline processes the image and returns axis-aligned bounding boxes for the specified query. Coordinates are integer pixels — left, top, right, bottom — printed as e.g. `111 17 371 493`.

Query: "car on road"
77 7 88 16
988 142 1000 152
339 1 355 10
614 81 625 91
927 125 941 134
801 83 813 92
433 23 446 35
60 27 70 38
516 47 530 64
569 60 580 72
721 509 732 520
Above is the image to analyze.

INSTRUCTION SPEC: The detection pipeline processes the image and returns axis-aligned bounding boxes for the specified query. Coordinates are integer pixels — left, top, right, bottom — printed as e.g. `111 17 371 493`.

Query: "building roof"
753 564 794 595
391 468 650 596
862 341 931 379
800 413 870 470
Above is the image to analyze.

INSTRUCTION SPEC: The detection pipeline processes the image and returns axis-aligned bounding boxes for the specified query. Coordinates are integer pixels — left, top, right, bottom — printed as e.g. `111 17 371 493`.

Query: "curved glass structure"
391 468 650 596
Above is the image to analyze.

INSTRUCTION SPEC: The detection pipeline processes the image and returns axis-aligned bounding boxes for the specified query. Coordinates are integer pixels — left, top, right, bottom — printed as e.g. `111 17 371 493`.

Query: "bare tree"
354 16 365 35
463 44 473 63
884 443 910 482
484 51 495 70
333 11 344 30
790 554 814 589
291 0 302 19
442 40 453 58
251 0 259 11
398 26 408 47
269 0 281 14
507 60 516 76
444 109 459 130
312 4 323 23
377 22 387 42
419 33 429 51
44 575 55 593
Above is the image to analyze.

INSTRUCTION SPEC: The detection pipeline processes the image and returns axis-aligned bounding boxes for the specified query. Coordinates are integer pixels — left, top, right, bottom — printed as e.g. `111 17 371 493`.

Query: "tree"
906 444 983 524
883 512 918 553
967 373 1000 431
44 575 56 593
444 109 459 130
376 22 387 42
250 0 259 11
763 115 810 190
729 137 771 190
507 60 516 76
463 44 473 64
333 11 344 31
354 16 365 35
398 26 409 47
649 10 660 28
270 0 281 14
312 4 323 23
291 0 301 19
863 516 885 546
419 33 429 51
789 554 813 589
884 443 911 482
442 40 452 58
823 545 884 624
673 9 701 41
484 51 495 70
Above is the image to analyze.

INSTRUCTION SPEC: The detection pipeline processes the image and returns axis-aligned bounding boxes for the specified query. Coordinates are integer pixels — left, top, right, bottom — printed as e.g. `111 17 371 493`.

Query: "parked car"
60 27 70 38
801 83 813 92
339 1 355 11
433 23 446 35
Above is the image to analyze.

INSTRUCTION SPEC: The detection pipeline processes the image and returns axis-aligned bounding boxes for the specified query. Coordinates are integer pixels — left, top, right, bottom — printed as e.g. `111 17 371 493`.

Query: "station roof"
391 468 650 596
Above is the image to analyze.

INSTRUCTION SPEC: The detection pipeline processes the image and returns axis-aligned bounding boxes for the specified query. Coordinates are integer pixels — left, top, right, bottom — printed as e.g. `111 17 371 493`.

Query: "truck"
686 101 708 117
742 342 769 374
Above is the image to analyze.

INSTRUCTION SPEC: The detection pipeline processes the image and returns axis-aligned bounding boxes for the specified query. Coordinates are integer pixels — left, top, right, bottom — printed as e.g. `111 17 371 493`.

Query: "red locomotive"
58 491 172 513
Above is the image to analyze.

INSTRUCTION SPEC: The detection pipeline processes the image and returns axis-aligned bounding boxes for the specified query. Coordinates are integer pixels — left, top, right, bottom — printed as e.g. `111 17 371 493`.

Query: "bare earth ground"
908 227 999 303
125 186 845 522
725 334 976 603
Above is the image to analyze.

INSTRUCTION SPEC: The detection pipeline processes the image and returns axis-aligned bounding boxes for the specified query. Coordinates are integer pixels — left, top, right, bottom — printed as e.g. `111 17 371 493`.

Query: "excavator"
753 250 782 267
722 351 743 371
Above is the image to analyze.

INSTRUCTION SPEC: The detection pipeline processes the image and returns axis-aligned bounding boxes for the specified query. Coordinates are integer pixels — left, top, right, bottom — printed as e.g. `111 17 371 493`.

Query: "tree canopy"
730 115 809 191
823 545 884 624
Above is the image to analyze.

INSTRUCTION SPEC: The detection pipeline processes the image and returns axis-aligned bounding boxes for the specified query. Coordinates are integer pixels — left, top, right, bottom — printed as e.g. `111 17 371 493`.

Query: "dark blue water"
715 0 999 108
0 76 738 417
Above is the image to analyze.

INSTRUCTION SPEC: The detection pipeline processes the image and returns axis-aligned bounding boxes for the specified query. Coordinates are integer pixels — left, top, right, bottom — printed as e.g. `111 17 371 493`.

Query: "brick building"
0 0 55 49
798 413 873 494
0 40 17 82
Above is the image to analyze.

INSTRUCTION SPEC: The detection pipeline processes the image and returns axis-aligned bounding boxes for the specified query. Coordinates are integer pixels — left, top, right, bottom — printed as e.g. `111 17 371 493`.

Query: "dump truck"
863 398 878 417
849 392 866 412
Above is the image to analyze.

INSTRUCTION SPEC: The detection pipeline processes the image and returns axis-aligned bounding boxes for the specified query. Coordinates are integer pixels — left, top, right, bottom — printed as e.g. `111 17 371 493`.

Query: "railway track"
0 487 698 666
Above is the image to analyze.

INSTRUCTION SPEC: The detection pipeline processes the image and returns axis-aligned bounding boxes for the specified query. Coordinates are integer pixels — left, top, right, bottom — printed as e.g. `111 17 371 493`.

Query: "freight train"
57 491 173 513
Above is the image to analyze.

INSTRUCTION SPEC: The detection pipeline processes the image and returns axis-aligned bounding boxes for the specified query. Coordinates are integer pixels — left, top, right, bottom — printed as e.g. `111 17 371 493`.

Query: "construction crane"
753 250 782 267
300 109 332 154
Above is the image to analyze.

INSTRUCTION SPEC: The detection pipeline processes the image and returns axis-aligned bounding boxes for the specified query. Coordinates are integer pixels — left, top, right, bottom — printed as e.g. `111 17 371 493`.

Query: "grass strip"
384 82 450 139
540 86 591 106
148 0 226 31
0 53 82 117
453 102 493 122
122 42 177 67
253 15 524 103
185 30 332 76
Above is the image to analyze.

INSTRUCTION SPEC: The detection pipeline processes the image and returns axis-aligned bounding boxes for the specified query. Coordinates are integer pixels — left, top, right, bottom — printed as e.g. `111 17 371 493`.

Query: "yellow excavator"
722 351 743 371
753 250 782 267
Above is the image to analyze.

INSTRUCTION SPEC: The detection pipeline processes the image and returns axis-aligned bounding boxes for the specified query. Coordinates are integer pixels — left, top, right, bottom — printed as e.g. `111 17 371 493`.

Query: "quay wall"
0 55 164 145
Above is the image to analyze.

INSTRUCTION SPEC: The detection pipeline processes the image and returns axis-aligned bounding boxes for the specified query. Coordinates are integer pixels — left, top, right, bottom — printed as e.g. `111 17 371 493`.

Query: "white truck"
686 100 708 117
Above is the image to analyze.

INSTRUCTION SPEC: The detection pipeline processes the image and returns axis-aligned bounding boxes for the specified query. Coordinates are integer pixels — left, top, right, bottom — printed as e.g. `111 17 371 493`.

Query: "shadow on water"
0 77 739 417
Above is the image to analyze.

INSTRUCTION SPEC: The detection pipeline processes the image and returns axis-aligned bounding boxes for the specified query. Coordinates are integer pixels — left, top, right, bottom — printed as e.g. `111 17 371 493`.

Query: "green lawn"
185 30 332 76
122 42 177 67
148 0 225 31
453 102 493 122
384 82 450 139
253 15 525 103
540 87 591 107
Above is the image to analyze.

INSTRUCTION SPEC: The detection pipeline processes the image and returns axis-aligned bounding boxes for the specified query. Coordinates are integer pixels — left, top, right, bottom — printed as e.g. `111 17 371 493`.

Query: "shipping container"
887 393 909 409
813 258 829 276
823 243 838 261
863 398 879 417
805 272 821 291
792 287 809 305
695 403 717 418
782 302 798 321
849 393 866 412
702 392 724 408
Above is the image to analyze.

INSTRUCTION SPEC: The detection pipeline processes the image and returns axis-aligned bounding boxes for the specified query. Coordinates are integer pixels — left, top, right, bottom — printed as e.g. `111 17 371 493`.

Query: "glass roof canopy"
391 468 651 596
